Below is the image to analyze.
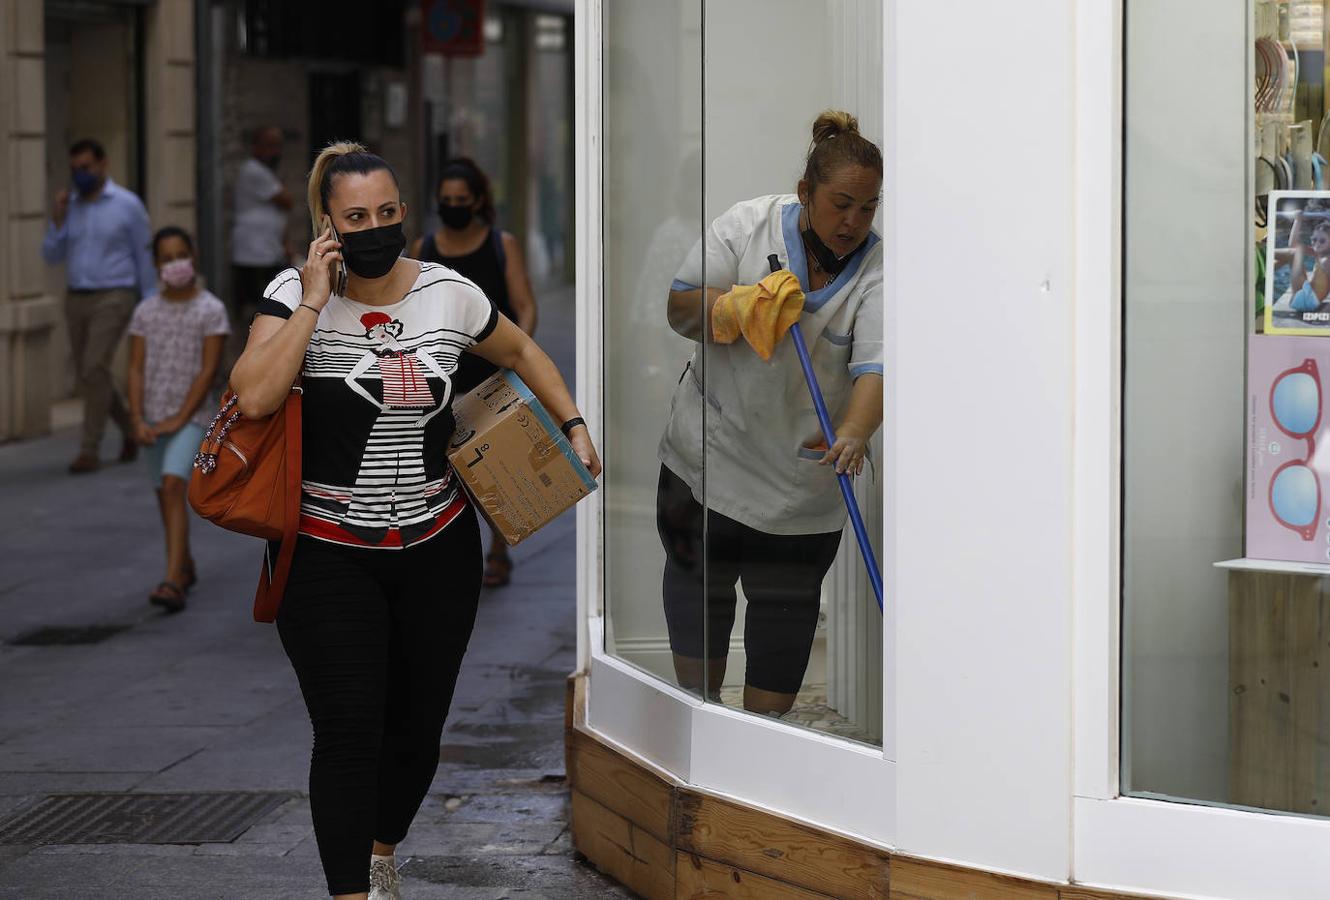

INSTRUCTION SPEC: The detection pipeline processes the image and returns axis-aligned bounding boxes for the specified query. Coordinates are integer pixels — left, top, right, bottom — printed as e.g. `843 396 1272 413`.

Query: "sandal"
482 551 513 588
148 581 187 613
182 560 197 591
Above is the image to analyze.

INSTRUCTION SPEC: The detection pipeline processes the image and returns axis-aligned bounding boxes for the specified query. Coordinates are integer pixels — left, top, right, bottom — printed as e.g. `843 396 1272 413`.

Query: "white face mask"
160 258 195 289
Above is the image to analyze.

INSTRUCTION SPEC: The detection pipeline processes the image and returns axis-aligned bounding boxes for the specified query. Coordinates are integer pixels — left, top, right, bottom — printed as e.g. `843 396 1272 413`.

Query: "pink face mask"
160 258 195 289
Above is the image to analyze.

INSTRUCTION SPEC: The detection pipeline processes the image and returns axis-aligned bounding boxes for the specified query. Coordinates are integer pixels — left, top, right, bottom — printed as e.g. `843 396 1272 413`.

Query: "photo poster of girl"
1265 190 1330 335
1246 333 1330 564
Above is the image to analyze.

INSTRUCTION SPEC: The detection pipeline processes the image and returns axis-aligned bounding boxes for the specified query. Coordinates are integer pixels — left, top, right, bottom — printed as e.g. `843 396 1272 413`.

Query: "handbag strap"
252 385 303 623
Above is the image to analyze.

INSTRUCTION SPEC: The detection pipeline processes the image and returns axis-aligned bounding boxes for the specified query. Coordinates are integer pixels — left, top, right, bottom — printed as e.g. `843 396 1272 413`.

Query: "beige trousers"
64 288 136 454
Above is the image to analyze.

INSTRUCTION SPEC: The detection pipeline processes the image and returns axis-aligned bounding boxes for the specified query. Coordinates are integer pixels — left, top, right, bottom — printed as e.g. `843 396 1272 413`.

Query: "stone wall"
0 0 58 440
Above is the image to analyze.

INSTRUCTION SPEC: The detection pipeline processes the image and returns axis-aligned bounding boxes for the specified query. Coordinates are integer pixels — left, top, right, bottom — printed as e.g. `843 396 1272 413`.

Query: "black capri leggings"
276 504 482 897
656 464 842 695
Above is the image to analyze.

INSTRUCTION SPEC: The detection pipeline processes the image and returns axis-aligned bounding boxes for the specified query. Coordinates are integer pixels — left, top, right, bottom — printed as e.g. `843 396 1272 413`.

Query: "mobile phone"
322 216 348 296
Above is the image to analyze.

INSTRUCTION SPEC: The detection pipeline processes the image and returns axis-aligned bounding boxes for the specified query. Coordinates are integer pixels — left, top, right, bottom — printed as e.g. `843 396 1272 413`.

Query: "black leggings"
276 505 482 896
656 465 842 694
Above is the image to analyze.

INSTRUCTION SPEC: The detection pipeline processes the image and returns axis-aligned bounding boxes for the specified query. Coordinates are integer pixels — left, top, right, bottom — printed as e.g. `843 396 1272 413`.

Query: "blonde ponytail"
306 140 400 233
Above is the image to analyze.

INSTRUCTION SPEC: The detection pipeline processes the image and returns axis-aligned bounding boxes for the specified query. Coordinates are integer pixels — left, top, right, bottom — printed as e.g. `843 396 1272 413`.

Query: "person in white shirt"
230 126 293 322
658 110 884 718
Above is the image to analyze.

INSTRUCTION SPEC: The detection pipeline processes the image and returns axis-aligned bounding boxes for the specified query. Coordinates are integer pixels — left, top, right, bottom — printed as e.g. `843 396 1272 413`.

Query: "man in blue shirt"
42 138 156 473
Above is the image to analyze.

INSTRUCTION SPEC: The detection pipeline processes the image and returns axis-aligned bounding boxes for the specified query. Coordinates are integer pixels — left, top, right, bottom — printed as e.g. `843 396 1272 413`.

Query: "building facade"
2 0 571 443
0 0 195 441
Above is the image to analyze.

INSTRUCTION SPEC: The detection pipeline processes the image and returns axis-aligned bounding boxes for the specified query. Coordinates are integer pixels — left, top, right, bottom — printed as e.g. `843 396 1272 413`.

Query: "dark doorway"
308 70 362 162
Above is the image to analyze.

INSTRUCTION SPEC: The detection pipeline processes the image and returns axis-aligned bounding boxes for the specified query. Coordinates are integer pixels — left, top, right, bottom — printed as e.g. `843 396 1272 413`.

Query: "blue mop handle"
767 254 883 610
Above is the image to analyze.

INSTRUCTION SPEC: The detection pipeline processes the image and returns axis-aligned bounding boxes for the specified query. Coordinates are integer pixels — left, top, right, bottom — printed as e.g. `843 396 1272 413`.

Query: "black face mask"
438 203 474 231
800 205 864 277
339 222 405 279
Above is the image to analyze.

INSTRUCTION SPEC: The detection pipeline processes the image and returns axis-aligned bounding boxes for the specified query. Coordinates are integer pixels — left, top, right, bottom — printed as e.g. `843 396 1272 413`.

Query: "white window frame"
572 0 896 849
1073 0 1330 897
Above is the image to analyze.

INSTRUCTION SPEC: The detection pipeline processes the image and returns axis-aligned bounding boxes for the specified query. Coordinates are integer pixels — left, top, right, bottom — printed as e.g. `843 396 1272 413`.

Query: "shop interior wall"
1120 0 1245 805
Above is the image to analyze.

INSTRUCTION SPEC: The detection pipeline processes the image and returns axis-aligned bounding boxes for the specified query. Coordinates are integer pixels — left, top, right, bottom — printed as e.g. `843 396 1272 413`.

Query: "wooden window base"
565 674 1169 900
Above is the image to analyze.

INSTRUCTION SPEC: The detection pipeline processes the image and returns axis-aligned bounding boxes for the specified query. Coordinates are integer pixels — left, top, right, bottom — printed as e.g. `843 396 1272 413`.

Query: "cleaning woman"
657 109 883 718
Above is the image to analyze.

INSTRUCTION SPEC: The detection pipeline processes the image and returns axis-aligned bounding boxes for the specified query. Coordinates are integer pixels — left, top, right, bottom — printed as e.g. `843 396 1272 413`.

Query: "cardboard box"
447 370 598 545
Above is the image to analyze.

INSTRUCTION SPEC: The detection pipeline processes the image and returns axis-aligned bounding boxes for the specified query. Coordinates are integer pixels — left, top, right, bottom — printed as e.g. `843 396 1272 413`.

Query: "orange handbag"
188 384 302 623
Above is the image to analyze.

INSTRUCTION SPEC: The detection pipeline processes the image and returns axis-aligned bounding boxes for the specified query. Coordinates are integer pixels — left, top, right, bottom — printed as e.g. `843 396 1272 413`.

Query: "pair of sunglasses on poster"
1270 358 1326 540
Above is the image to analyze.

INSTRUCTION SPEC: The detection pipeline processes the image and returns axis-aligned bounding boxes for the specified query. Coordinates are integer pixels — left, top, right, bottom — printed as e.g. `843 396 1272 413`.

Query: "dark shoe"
118 434 139 463
68 452 100 474
483 551 512 588
149 581 186 613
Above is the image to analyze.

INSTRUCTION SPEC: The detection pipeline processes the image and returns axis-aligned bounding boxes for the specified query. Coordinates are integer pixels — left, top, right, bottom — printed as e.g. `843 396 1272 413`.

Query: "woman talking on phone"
229 141 600 900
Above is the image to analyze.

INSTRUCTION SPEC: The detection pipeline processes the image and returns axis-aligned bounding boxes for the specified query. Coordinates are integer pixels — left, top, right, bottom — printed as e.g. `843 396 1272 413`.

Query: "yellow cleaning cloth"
711 269 805 361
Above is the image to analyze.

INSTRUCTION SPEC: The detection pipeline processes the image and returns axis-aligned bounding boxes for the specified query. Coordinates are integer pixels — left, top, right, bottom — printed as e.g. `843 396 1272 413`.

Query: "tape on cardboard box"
447 370 597 545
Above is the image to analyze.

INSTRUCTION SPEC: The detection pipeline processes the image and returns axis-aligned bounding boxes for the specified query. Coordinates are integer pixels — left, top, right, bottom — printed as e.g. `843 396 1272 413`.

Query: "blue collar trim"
780 202 879 311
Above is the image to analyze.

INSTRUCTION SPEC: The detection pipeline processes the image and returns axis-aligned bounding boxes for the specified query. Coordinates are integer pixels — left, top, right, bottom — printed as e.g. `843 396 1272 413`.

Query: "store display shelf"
1214 557 1330 575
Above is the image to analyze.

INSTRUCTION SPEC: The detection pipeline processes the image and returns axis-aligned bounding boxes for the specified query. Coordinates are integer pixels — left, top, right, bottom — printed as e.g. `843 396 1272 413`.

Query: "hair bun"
811 110 860 146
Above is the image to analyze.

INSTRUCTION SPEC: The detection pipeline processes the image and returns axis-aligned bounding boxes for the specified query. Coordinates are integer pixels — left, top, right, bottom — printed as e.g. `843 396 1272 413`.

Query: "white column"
891 0 1076 882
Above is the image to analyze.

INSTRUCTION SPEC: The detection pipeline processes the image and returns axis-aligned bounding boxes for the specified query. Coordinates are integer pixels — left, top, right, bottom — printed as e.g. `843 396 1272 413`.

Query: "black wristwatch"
560 416 586 438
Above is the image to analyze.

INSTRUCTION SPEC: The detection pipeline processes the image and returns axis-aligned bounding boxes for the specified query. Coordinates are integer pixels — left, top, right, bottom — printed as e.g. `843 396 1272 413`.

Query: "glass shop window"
602 0 885 745
1124 0 1330 815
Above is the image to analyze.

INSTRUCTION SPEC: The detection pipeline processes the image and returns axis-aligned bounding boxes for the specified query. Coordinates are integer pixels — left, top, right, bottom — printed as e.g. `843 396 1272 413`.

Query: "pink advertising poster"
1248 334 1330 563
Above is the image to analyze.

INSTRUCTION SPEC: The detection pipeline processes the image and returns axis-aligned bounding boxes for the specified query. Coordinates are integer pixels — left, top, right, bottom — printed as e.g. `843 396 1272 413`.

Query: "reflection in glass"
663 104 882 739
686 0 883 742
1121 0 1330 818
602 0 704 697
602 0 884 746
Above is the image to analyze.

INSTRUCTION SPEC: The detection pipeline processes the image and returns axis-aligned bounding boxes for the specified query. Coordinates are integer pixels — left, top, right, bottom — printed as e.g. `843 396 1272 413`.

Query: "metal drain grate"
0 792 294 844
7 625 129 646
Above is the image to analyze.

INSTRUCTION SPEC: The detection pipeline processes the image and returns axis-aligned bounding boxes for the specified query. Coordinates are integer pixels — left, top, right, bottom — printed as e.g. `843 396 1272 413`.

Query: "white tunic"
231 158 288 267
658 194 883 535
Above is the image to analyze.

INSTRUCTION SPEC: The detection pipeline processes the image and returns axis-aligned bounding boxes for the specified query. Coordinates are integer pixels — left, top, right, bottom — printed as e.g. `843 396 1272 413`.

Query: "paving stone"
0 725 226 773
429 791 568 826
0 284 631 897
407 853 635 897
32 842 200 858
0 772 147 796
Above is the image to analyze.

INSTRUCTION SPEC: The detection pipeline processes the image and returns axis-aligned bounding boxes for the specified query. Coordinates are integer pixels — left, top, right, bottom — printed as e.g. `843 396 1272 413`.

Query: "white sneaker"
368 855 403 900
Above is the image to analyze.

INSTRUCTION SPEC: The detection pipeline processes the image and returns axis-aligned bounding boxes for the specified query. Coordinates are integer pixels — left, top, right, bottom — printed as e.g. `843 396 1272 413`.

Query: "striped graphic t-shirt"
255 262 499 550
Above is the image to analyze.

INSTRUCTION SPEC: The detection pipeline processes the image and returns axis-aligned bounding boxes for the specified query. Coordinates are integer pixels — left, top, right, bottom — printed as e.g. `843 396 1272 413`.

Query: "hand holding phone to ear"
299 220 344 309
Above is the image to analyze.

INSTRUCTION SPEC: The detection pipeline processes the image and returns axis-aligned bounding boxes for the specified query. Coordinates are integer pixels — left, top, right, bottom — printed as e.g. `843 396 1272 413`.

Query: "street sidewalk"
0 283 628 899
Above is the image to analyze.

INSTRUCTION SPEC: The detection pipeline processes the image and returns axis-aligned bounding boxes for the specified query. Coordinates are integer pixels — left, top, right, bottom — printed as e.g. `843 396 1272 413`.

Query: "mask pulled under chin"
340 222 406 279
801 208 864 277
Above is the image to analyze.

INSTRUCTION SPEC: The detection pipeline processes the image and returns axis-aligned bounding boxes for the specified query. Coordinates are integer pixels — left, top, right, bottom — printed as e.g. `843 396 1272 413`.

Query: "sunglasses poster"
1265 191 1330 335
1247 335 1330 562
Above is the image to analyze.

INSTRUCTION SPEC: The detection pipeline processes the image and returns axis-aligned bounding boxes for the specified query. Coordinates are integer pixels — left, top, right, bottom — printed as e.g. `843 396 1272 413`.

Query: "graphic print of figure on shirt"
339 311 454 545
